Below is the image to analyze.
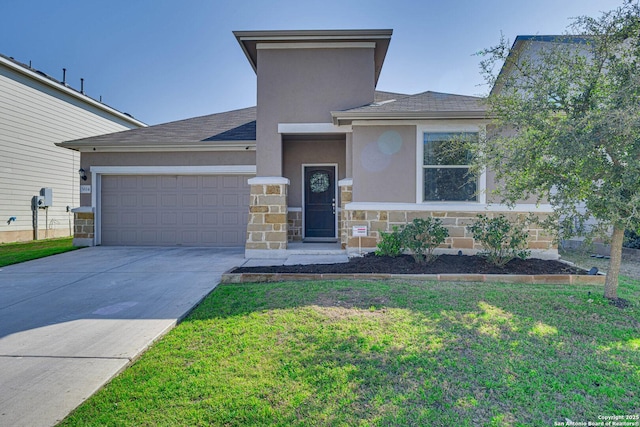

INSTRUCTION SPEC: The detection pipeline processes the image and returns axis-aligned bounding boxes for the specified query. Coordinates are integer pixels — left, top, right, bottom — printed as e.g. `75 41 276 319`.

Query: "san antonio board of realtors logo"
310 172 330 193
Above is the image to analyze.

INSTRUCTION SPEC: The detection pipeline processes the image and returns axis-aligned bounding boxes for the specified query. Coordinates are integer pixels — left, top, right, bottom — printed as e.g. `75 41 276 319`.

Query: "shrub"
624 229 640 249
467 214 530 266
375 225 404 257
402 218 449 264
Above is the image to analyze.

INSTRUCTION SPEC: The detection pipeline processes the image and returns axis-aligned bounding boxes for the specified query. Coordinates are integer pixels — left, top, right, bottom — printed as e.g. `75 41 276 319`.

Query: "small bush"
467 214 530 266
375 225 404 257
402 218 449 264
624 229 640 249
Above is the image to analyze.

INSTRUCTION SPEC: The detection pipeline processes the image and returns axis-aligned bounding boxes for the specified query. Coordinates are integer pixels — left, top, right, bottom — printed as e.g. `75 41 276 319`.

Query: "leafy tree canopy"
477 1 640 299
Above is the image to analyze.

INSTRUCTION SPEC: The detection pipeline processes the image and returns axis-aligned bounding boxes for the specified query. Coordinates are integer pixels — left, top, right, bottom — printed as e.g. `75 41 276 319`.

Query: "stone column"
71 206 94 247
338 178 353 249
245 177 289 258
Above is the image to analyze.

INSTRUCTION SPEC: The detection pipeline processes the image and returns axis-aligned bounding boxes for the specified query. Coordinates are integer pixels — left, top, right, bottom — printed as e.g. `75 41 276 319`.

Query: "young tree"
477 1 640 300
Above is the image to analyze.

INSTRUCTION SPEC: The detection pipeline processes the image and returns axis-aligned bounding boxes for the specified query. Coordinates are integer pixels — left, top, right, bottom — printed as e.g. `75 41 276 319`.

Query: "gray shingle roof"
59 91 484 150
373 90 409 102
343 91 486 114
59 106 256 148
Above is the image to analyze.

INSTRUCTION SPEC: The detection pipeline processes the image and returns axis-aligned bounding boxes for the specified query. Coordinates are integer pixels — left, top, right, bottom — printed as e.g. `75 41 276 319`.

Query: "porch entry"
303 164 337 242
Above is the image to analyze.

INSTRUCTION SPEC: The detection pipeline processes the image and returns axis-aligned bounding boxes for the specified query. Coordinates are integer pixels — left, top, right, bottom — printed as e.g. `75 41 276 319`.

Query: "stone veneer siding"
287 210 302 242
339 182 352 249
73 210 94 247
246 181 288 250
342 209 556 253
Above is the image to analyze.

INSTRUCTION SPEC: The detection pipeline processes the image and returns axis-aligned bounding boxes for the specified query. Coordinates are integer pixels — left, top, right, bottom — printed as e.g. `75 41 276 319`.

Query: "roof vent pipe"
80 78 84 94
62 68 66 85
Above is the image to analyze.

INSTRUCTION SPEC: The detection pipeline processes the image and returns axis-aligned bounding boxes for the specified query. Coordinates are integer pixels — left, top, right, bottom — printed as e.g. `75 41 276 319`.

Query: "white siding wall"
0 64 141 242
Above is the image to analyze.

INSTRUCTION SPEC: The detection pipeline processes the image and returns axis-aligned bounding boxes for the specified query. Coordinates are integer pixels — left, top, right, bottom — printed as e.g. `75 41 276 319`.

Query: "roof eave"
233 29 393 85
0 55 146 128
331 110 489 125
55 140 257 153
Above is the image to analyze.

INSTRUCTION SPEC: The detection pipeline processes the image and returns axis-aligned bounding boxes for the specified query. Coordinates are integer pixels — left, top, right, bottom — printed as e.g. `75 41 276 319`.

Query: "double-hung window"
422 132 478 202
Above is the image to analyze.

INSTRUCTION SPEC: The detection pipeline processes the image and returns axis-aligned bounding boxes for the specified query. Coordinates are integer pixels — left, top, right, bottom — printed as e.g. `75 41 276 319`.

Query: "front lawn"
0 237 78 267
60 278 640 426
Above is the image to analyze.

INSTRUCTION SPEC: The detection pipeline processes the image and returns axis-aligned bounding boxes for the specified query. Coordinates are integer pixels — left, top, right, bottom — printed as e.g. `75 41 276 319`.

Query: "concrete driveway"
0 246 244 427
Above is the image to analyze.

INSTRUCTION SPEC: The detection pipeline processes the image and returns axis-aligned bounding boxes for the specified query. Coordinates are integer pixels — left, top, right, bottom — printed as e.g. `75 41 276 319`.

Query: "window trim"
416 124 486 204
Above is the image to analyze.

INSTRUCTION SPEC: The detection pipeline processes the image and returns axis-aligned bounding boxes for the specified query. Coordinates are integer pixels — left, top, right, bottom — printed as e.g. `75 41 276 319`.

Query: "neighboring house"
0 53 145 243
492 35 603 244
58 29 556 258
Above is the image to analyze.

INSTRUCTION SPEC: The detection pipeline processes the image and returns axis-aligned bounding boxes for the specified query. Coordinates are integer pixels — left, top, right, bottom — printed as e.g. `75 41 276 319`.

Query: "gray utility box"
38 187 53 207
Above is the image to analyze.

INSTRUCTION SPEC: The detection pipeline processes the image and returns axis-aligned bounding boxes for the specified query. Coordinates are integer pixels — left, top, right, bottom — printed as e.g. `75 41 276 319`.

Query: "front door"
304 165 336 241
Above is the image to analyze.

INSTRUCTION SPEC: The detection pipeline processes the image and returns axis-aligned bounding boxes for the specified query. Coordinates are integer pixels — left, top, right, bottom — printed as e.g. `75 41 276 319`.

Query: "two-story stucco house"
58 29 557 258
0 53 145 243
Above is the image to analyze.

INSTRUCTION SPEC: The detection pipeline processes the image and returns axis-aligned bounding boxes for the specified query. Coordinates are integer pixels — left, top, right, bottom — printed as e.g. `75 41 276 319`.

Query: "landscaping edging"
221 271 605 285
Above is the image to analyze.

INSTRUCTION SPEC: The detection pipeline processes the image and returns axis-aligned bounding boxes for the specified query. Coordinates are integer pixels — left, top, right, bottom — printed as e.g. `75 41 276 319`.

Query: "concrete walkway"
0 247 244 427
240 241 349 267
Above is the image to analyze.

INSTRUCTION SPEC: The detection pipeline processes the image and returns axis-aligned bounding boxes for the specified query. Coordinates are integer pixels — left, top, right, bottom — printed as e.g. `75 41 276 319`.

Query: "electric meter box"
40 187 53 207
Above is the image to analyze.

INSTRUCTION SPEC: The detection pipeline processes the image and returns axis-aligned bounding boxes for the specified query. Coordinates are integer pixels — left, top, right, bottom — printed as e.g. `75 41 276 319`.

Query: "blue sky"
1 0 624 125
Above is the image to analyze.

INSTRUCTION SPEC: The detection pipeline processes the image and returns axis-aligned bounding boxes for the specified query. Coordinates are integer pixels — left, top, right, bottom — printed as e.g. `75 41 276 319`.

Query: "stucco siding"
0 64 141 243
351 125 417 203
282 138 346 207
256 47 375 176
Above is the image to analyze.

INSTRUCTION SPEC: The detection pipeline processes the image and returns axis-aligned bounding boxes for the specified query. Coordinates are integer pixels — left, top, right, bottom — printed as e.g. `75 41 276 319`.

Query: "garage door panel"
202 212 218 225
121 212 138 226
140 230 158 245
181 212 198 226
161 194 178 207
222 230 241 244
161 212 177 225
223 212 239 226
202 176 219 188
223 176 241 188
141 212 158 225
202 194 218 206
161 176 178 189
181 230 200 245
101 175 250 247
182 194 199 208
120 176 138 189
141 194 158 207
182 176 198 189
160 230 177 245
222 194 238 206
141 176 158 189
120 194 138 208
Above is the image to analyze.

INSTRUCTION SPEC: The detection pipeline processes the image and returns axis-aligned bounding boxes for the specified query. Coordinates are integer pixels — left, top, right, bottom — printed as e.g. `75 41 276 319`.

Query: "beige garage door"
101 175 250 246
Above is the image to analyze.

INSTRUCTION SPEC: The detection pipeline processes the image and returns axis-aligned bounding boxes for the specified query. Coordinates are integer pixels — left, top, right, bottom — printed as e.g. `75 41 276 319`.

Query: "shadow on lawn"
178 280 640 425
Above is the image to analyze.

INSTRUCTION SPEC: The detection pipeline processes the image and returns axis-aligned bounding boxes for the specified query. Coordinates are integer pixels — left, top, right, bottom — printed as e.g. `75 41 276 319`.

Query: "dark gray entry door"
304 165 336 241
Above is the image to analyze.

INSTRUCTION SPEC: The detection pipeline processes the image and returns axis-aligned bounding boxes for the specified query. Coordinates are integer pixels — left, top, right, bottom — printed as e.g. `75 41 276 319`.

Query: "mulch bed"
233 254 588 275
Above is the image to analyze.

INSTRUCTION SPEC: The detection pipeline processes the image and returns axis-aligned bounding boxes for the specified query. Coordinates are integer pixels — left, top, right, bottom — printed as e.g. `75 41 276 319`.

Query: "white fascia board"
248 176 290 185
0 56 146 128
351 119 490 127
68 142 257 153
90 165 256 175
237 32 392 42
332 111 489 125
257 42 375 50
278 123 351 134
344 202 554 213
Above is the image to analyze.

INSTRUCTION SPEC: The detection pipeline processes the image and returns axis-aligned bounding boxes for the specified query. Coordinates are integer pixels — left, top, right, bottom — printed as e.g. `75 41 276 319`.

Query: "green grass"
0 237 79 267
60 278 640 427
